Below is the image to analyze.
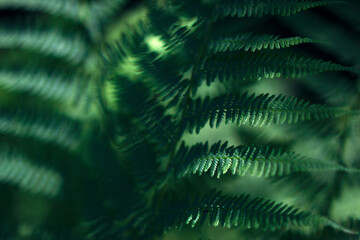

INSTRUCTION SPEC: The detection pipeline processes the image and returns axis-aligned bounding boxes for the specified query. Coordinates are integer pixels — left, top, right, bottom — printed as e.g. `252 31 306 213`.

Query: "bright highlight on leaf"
145 35 167 56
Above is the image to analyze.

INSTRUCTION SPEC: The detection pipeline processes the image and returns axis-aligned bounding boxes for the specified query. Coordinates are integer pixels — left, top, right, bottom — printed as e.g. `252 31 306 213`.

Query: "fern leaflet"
152 190 354 234
185 93 354 133
212 0 344 19
174 141 355 179
0 0 80 22
0 25 87 64
0 107 82 150
200 51 355 85
209 33 324 52
0 67 88 106
0 147 63 197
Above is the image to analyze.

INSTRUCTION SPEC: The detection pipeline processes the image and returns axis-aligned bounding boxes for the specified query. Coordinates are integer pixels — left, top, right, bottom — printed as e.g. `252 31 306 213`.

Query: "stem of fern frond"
153 14 215 215
164 16 214 172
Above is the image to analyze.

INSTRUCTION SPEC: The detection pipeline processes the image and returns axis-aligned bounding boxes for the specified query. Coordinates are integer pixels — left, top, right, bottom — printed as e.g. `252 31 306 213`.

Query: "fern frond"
0 67 88 106
147 0 204 46
155 190 334 233
0 0 80 22
184 93 353 133
137 52 190 106
109 77 177 149
200 51 355 85
0 25 87 64
0 107 82 150
0 147 62 197
174 141 353 179
212 0 344 20
209 33 324 53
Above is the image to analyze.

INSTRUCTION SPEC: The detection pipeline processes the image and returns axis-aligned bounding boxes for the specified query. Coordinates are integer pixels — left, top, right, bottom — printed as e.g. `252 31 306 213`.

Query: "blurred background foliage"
0 0 359 240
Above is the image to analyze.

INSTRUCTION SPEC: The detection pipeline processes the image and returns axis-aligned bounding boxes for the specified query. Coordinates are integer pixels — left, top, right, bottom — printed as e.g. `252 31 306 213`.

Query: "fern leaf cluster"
0 0 359 239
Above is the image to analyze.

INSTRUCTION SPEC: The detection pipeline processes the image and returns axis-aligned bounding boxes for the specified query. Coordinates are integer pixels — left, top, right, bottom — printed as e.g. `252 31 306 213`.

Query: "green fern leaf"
0 0 80 22
185 93 353 133
0 25 87 64
0 107 82 150
0 67 88 106
174 141 355 179
200 51 355 85
212 0 344 20
209 33 324 52
155 190 345 232
0 147 63 197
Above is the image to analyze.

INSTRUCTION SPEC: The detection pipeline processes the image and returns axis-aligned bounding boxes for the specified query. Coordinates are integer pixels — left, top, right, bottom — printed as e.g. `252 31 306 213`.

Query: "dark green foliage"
0 0 359 240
